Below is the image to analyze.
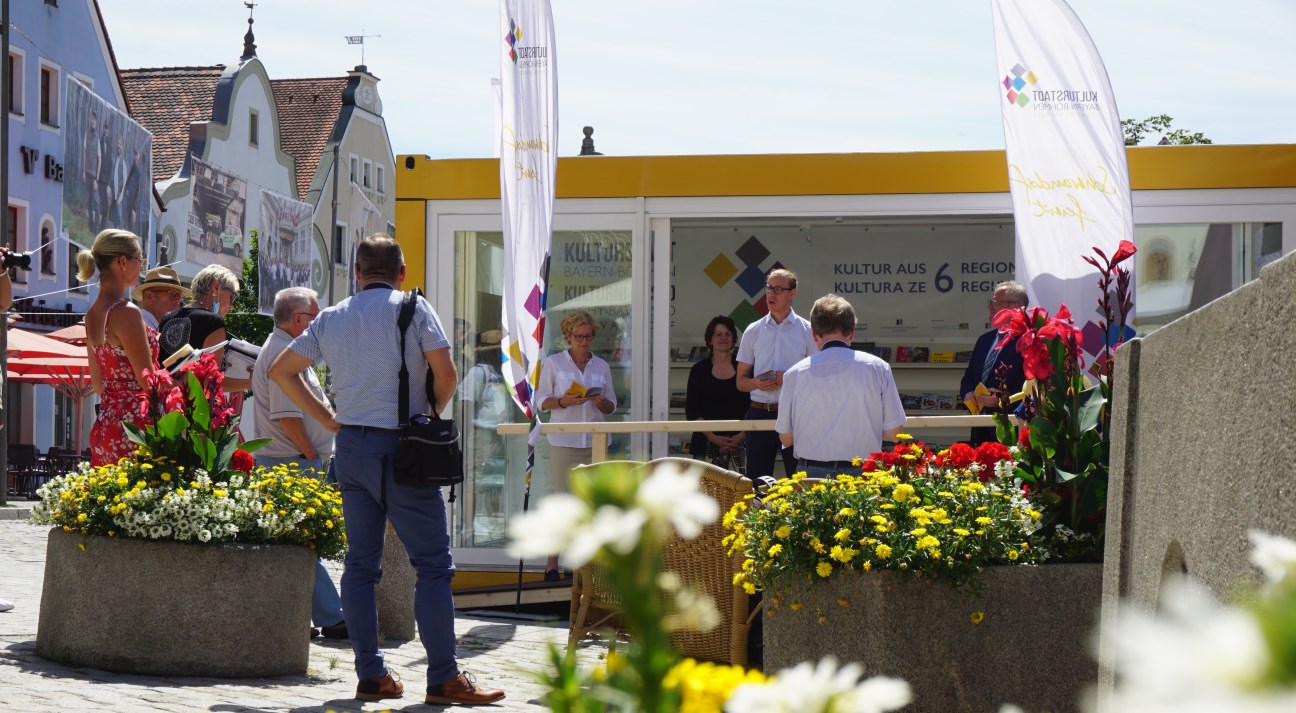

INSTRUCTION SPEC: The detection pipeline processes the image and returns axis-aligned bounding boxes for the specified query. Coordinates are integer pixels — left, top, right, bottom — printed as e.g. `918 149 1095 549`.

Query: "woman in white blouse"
536 310 616 581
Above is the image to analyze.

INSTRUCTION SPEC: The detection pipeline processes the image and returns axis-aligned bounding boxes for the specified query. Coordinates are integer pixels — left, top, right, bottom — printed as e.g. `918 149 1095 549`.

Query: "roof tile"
120 66 226 183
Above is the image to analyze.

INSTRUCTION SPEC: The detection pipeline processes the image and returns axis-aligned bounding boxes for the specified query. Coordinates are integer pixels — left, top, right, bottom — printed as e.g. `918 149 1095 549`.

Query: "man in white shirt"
736 268 817 478
131 267 190 331
252 286 346 639
776 294 907 479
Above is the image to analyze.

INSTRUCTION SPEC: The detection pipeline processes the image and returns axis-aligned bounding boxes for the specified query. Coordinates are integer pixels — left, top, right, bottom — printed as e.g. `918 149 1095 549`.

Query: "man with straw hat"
132 266 191 331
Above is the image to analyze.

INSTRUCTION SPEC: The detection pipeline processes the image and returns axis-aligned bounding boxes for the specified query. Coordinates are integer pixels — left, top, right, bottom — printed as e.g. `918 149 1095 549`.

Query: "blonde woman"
535 311 616 581
80 229 157 466
157 264 251 392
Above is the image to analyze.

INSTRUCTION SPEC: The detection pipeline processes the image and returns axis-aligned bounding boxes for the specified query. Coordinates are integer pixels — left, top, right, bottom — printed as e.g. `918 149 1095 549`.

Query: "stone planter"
764 563 1102 713
36 528 315 677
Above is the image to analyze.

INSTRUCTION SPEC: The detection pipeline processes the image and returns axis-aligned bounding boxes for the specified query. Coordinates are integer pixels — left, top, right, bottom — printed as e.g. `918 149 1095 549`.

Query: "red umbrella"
46 323 88 346
7 354 95 453
6 329 87 359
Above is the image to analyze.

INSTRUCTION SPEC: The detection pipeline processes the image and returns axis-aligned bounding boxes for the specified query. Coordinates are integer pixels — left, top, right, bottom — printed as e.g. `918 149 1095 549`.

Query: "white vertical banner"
498 0 558 424
348 181 384 297
991 0 1135 360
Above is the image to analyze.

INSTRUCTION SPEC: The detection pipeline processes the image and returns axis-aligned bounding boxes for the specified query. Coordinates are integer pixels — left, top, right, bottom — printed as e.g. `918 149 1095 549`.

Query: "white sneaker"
0 599 14 613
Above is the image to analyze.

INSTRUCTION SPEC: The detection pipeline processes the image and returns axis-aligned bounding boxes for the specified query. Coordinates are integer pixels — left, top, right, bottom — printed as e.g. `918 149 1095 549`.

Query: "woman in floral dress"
79 229 159 467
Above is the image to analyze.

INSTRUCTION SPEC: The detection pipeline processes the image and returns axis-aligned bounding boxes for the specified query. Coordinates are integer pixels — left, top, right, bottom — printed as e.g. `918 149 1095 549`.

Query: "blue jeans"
801 463 865 480
255 454 344 628
745 407 797 479
334 426 458 683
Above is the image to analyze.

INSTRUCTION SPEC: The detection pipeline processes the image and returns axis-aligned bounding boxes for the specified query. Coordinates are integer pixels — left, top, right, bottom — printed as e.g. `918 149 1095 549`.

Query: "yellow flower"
115 476 129 487
1008 549 1019 561
875 544 893 559
892 484 915 503
916 535 940 550
775 525 792 539
976 517 993 525
816 561 833 578
810 537 826 554
895 433 913 441
77 513 87 523
971 610 985 624
862 560 872 571
953 528 971 537
834 528 851 542
910 527 927 537
838 507 857 517
742 582 757 594
767 544 784 557
160 473 171 481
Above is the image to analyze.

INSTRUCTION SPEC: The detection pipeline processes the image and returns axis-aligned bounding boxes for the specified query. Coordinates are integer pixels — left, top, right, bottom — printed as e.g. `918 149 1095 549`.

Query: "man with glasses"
251 287 347 640
736 268 816 478
960 280 1029 445
132 266 190 331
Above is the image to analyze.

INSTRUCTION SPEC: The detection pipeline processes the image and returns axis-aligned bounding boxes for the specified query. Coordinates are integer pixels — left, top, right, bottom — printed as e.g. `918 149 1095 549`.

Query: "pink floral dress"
89 305 160 467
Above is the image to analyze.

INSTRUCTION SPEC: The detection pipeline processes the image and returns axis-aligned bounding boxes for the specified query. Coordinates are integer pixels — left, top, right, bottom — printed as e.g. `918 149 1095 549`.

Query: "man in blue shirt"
270 235 505 705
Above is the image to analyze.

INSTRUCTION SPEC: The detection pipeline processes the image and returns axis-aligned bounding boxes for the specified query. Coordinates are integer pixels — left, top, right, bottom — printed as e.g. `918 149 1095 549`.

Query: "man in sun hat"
132 266 191 331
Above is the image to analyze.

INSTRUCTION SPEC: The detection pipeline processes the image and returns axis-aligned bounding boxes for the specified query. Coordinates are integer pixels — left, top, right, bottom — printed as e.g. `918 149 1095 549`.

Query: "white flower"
1248 530 1296 585
505 494 590 560
725 656 911 713
635 462 719 539
661 586 719 633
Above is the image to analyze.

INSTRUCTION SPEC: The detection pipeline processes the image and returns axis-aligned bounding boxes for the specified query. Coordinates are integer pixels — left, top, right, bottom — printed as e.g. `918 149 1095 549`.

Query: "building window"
376 165 386 194
362 159 372 189
7 51 24 116
39 62 60 127
349 156 358 184
249 109 259 147
333 224 346 265
6 204 27 284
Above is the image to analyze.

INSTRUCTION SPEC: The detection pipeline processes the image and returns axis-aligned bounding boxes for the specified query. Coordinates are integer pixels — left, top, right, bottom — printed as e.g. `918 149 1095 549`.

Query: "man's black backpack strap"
392 289 464 499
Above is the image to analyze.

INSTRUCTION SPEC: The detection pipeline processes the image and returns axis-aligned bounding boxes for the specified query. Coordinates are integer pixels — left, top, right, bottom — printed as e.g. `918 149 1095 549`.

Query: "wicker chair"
566 458 756 666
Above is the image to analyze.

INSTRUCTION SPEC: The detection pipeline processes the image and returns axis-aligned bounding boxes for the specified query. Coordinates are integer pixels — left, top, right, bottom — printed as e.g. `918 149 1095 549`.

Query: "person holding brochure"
157 264 251 392
960 281 1028 445
535 310 616 582
79 230 158 467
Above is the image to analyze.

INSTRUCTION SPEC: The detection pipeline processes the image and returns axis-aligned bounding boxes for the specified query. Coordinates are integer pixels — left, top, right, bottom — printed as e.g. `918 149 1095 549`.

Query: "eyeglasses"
569 332 595 341
765 285 793 295
988 299 1022 308
295 311 320 320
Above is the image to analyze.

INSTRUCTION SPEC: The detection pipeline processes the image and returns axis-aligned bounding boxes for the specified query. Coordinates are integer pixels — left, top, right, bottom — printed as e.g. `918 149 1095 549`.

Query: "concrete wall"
1099 247 1296 687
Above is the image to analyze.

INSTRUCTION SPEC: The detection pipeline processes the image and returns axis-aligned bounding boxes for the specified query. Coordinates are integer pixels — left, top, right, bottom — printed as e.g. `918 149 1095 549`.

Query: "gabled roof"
119 66 226 182
271 77 348 200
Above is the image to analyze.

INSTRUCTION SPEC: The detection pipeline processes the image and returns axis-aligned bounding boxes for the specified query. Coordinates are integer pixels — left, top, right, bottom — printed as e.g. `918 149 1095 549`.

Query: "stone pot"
763 563 1102 713
36 528 315 677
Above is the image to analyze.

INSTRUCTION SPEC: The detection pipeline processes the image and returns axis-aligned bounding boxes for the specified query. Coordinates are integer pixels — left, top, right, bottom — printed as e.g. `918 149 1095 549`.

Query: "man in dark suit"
960 280 1028 445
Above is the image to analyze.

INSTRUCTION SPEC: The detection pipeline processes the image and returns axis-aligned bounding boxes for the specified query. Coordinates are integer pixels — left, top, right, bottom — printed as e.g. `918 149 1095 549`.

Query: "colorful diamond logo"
735 266 768 298
735 236 771 269
729 300 760 331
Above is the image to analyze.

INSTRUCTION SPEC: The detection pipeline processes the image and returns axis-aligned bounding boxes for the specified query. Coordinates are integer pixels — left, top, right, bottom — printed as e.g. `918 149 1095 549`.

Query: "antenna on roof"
345 30 382 67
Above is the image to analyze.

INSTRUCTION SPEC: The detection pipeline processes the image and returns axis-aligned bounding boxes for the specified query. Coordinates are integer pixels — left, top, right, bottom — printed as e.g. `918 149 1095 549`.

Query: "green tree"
225 229 273 347
1121 114 1213 146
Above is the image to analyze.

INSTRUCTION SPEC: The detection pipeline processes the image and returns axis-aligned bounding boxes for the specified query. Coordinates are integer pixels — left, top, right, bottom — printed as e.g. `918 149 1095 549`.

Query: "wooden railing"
497 414 996 463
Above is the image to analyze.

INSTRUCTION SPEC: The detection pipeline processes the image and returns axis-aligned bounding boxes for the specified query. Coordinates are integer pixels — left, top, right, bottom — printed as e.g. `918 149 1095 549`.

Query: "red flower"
1018 426 1031 448
972 441 1012 480
939 443 977 469
861 459 878 472
1110 240 1136 267
230 449 255 473
164 386 186 413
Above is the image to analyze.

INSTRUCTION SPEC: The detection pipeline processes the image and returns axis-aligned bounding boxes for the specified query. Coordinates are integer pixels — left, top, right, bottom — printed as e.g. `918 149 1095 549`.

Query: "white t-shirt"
534 350 617 449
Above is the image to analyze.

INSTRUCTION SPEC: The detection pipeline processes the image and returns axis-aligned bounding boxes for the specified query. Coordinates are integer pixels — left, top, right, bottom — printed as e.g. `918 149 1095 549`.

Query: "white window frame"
38 58 61 132
8 47 25 120
349 155 358 184
362 159 373 189
248 108 259 147
376 164 386 194
38 215 58 276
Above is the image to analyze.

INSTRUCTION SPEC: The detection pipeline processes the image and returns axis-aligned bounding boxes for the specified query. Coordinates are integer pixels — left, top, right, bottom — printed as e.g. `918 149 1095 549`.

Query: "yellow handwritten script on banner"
502 125 552 182
1007 163 1118 232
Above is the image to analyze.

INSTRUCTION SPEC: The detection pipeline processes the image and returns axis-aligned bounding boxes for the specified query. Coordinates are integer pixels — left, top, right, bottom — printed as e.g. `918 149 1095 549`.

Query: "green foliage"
1122 114 1213 146
225 228 273 347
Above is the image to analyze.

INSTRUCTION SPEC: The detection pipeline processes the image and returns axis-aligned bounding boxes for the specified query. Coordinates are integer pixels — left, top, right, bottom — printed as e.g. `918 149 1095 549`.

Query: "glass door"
440 213 644 565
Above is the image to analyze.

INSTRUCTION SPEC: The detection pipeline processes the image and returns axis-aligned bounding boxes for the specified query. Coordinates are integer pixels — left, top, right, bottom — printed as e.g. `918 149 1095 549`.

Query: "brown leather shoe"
355 670 404 701
425 672 506 705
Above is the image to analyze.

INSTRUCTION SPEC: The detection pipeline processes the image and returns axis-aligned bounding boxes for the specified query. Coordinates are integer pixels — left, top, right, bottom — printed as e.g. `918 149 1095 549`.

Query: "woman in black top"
157 264 252 392
685 316 749 474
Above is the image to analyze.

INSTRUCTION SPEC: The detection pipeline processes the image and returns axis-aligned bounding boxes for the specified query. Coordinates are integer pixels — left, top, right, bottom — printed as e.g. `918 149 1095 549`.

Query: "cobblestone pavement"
0 521 606 712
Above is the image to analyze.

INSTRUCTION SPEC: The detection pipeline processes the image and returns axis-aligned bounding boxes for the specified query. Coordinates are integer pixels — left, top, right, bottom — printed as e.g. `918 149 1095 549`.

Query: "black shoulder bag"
392 290 464 499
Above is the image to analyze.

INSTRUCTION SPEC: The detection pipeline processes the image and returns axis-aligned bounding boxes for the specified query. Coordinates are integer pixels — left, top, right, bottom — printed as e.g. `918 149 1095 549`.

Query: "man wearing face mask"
158 264 252 391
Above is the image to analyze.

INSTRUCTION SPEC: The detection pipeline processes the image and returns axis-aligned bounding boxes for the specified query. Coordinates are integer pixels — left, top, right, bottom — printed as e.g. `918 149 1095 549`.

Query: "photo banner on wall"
499 0 558 424
187 157 249 274
61 79 153 249
991 0 1136 363
257 189 316 315
346 181 384 297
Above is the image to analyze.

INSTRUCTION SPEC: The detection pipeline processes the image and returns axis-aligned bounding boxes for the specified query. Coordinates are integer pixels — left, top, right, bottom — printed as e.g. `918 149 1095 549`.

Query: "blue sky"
102 0 1296 159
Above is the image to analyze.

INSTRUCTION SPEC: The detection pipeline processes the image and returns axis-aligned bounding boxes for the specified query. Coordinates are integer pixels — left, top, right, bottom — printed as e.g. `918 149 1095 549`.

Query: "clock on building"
360 85 374 107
